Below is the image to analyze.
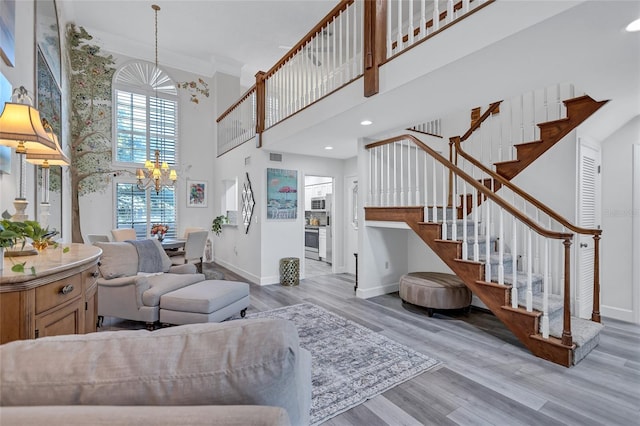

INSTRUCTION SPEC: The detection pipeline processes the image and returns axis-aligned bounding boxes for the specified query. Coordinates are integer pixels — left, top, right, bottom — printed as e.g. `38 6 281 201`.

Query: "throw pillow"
94 242 139 278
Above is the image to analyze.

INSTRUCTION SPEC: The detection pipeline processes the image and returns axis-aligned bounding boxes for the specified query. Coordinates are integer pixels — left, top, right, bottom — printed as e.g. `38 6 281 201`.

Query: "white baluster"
441 166 447 240
511 216 518 308
397 1 403 52
415 145 420 205
452 173 457 242
498 206 504 285
485 197 491 282
463 0 470 14
420 0 427 40
431 156 437 222
432 0 440 32
408 0 415 46
387 0 393 57
542 239 550 338
407 143 412 205
473 187 479 261
423 152 428 207
369 149 373 205
462 180 468 260
386 144 391 206
526 228 533 311
447 0 454 24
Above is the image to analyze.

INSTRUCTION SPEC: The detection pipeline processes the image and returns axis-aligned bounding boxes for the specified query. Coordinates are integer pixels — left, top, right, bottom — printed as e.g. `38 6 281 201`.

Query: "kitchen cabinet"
319 227 327 259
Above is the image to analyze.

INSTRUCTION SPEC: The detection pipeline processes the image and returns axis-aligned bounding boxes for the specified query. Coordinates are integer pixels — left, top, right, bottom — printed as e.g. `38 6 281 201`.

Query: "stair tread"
518 292 564 314
548 316 604 348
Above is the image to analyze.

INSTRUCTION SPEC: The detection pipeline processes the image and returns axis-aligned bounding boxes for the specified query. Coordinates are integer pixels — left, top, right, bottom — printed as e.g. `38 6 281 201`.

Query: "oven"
305 227 320 260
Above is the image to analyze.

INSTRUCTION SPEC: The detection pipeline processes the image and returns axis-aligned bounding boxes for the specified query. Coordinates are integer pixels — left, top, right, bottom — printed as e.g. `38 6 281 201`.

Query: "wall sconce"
0 98 56 220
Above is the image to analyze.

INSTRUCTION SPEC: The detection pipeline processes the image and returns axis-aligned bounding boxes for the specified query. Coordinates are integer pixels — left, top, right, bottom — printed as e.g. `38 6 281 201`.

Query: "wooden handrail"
452 136 602 237
365 135 573 241
460 101 502 142
264 0 354 80
216 85 256 123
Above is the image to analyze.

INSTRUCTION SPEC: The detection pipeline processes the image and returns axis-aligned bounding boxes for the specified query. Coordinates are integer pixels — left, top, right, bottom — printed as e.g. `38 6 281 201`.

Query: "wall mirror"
34 0 63 234
241 172 255 234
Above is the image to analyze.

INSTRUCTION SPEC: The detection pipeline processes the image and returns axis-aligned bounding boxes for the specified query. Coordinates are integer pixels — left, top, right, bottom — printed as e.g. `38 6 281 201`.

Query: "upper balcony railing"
217 0 494 154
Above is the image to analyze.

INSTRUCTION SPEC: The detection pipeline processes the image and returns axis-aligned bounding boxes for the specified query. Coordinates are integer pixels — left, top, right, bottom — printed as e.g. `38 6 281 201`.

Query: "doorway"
304 175 334 278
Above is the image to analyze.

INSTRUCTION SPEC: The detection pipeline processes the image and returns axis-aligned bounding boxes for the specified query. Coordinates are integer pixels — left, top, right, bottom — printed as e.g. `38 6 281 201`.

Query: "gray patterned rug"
247 302 441 425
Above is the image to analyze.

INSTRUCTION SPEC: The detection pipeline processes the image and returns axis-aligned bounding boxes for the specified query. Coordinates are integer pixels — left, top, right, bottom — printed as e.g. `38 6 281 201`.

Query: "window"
116 183 177 239
113 62 179 236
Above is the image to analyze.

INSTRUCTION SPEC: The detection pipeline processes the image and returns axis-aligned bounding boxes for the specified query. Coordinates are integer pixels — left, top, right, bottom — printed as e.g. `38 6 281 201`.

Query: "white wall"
600 116 640 323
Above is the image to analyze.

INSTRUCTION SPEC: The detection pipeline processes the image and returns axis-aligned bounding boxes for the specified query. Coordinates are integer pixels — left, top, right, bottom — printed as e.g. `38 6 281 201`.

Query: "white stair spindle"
498 206 504 285
393 143 398 206
447 0 454 24
441 166 447 240
386 144 391 206
526 228 533 311
368 149 373 205
511 217 518 307
485 197 491 282
420 0 427 40
415 145 420 205
342 10 347 85
387 0 393 56
432 0 440 32
462 180 468 260
408 0 415 46
542 239 550 338
400 142 405 205
452 173 457 241
423 152 428 206
431 156 437 222
407 143 412 205
397 1 403 51
463 0 470 14
473 187 479 261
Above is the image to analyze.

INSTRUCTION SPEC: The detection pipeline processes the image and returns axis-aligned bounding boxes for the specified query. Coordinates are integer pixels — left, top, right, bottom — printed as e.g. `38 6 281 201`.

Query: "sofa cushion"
94 242 138 279
160 280 250 314
141 272 205 306
0 319 310 425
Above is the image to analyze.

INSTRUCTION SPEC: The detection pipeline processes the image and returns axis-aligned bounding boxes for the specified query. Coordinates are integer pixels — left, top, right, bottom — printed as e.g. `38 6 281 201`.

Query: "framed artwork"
0 0 15 67
187 180 207 207
0 72 10 174
242 172 255 233
267 168 297 220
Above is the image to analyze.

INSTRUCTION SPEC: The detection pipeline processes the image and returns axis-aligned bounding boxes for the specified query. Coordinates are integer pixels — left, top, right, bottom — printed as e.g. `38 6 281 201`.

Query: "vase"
157 234 164 242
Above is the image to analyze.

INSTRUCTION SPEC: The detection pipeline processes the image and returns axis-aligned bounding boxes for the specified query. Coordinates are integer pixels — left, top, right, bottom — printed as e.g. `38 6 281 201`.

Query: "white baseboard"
213 259 262 285
356 282 399 299
601 305 636 323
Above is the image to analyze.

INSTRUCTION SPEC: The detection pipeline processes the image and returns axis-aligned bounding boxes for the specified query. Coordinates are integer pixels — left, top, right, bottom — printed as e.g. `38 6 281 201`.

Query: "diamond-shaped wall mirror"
242 172 255 234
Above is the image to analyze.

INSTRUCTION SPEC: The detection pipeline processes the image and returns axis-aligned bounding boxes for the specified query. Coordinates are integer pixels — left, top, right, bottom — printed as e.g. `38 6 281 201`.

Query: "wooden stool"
399 272 471 317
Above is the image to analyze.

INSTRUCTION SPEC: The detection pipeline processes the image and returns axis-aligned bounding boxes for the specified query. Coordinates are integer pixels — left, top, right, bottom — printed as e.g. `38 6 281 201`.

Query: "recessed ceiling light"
626 18 640 32
324 146 333 150
360 120 373 126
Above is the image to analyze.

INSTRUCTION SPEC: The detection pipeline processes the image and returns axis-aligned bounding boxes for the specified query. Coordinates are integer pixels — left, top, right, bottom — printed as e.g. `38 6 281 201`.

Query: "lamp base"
12 199 29 221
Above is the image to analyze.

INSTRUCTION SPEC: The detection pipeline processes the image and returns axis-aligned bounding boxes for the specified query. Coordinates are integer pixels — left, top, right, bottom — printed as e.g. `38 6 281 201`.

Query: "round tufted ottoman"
399 272 471 317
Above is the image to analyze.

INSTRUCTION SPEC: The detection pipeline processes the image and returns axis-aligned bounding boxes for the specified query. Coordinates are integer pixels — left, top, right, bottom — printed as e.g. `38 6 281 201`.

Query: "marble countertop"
1 244 101 287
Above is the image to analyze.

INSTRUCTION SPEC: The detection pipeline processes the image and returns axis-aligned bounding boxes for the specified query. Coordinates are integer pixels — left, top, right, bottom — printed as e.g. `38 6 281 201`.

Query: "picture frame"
0 0 15 67
187 180 207 207
267 168 297 220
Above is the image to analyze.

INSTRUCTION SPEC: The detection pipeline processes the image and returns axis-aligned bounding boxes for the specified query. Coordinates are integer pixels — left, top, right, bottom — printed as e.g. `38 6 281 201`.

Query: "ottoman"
160 280 250 325
399 272 471 317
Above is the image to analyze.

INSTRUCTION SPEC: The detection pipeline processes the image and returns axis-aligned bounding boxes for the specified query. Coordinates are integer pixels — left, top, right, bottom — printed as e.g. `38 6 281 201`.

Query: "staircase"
364 133 604 367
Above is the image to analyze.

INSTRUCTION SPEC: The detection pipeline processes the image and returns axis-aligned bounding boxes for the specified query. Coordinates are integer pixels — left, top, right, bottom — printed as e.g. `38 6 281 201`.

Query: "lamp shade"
26 132 70 166
0 103 56 153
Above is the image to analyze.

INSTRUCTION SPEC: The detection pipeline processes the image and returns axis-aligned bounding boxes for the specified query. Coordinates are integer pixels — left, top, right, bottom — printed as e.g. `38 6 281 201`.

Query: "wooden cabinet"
0 244 101 344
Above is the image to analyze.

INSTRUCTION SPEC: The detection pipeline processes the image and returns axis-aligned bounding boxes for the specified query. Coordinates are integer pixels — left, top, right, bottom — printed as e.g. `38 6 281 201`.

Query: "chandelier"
136 4 177 195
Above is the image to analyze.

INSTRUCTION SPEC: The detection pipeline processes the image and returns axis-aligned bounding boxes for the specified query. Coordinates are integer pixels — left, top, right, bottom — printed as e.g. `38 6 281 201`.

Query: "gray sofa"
0 318 312 425
95 240 206 325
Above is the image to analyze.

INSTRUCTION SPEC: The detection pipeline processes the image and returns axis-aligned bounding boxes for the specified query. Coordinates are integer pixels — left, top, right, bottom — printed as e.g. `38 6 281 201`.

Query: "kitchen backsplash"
305 211 327 225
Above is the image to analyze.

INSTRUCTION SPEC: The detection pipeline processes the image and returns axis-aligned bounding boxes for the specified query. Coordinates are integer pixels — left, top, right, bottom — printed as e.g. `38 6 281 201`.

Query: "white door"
344 175 358 275
577 138 601 319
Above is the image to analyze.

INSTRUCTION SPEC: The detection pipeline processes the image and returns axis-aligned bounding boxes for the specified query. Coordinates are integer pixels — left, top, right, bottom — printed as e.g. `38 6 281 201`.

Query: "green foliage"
211 215 229 236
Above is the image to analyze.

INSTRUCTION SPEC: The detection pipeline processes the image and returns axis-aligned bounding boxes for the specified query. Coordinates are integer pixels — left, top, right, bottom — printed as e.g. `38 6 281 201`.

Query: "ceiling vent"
269 153 283 162
245 156 251 166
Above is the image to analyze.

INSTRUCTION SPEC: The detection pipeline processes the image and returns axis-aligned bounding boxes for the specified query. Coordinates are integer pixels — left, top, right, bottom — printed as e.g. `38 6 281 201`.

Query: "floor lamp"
0 97 56 221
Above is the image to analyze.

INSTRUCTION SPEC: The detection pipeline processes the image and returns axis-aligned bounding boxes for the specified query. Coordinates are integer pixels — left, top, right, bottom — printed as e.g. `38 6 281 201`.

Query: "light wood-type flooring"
101 265 640 425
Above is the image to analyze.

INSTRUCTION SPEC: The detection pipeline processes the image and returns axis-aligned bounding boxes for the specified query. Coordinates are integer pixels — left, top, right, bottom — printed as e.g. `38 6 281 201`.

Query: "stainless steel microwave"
310 197 326 210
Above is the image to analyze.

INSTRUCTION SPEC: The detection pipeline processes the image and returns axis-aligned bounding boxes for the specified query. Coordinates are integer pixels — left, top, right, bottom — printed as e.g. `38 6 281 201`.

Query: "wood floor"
102 265 640 425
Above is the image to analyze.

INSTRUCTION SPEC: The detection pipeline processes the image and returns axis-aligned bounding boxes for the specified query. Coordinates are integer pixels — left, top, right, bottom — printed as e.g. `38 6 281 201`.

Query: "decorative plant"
211 215 229 236
0 221 22 249
151 224 169 237
21 220 59 251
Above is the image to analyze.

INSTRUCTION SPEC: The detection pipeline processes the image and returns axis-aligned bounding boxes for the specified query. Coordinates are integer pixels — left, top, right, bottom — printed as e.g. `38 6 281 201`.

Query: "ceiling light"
626 18 640 32
360 120 372 126
324 146 333 150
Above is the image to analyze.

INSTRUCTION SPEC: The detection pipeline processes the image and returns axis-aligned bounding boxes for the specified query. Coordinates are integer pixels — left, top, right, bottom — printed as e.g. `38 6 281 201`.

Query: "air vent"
245 156 251 166
270 153 283 162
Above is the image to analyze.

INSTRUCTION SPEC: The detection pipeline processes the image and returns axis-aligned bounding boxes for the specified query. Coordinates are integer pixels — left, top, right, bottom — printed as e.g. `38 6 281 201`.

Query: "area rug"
247 302 441 425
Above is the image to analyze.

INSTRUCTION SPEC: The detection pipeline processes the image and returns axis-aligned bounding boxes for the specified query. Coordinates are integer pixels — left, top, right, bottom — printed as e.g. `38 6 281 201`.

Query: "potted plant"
21 220 59 251
0 221 22 269
211 215 229 236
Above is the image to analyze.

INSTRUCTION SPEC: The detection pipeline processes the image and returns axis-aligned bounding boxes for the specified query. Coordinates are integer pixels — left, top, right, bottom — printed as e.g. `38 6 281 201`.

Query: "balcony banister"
216 85 256 123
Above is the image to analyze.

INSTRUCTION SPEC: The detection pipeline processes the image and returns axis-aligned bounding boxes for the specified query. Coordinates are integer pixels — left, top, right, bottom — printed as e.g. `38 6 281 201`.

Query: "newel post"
562 238 573 347
255 71 266 148
364 0 386 97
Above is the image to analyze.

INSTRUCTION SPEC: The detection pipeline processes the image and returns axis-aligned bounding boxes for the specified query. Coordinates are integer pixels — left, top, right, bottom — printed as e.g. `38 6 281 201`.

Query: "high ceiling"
63 0 339 88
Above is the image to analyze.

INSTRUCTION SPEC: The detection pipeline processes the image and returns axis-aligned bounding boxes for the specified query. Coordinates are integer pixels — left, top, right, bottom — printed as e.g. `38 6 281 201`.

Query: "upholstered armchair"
95 240 205 327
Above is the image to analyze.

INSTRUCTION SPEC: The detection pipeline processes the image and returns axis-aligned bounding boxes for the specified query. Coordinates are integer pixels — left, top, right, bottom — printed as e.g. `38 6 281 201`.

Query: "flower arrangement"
150 224 169 239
